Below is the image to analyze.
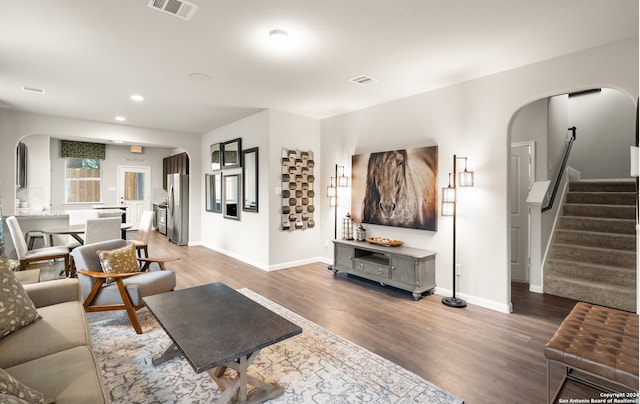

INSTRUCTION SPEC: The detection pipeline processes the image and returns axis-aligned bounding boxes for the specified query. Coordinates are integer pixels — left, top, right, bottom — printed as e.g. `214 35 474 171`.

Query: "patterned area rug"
89 288 463 403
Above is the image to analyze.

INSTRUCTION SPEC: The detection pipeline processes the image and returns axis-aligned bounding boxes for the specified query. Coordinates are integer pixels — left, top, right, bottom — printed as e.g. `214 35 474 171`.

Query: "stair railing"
542 127 577 212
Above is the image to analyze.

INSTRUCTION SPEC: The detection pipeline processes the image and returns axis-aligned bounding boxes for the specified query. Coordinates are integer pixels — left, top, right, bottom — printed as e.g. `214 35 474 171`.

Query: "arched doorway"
508 88 637 310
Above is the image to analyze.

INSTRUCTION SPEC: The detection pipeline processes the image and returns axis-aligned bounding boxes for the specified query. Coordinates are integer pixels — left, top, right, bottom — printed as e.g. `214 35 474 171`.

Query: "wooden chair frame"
77 257 179 334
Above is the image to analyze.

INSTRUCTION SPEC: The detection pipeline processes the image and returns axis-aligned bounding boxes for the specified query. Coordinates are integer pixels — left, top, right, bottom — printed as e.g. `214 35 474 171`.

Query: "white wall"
321 38 638 313
0 111 202 242
511 98 549 181
16 134 50 211
199 109 322 269
569 89 636 179
200 110 271 268
268 110 322 268
47 139 171 210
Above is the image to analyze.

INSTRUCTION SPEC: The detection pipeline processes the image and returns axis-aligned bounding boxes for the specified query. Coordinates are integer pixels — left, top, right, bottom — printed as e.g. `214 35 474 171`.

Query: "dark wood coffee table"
143 282 302 404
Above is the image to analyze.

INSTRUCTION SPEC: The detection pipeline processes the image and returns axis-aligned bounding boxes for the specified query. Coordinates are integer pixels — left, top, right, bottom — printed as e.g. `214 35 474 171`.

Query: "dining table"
41 222 131 245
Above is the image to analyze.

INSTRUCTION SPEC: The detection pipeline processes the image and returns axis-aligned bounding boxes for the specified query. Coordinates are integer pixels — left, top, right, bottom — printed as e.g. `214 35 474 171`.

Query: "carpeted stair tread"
556 216 636 235
545 258 636 285
548 243 635 268
565 191 637 205
544 180 637 312
568 181 636 193
544 274 636 312
561 203 636 219
554 229 635 251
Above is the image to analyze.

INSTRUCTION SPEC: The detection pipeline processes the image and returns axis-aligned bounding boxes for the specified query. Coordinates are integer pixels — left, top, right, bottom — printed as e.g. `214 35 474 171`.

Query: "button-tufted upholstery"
545 302 638 390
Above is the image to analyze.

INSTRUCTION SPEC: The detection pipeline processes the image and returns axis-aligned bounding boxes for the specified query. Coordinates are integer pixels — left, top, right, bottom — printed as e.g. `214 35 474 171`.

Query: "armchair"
70 239 177 334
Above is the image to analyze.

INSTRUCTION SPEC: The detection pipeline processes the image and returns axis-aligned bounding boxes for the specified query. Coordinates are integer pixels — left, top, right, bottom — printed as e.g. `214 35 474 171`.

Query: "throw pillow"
0 368 51 404
97 243 139 283
0 393 30 404
0 256 40 339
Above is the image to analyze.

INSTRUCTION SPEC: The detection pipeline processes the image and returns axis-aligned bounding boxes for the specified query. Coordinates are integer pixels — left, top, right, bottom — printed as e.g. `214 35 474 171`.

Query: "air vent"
148 0 198 21
350 75 378 86
21 86 46 95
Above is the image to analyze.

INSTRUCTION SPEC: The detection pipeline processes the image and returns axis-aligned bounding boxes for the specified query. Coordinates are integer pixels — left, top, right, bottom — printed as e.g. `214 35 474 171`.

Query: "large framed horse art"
351 146 438 231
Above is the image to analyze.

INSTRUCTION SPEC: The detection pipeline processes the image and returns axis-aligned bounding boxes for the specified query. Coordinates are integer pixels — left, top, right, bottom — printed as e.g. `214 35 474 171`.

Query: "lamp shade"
327 186 336 197
442 201 455 216
442 186 456 203
458 169 475 187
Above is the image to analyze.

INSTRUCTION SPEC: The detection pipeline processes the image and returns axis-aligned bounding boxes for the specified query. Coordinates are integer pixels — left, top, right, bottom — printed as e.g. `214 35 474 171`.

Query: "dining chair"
71 239 177 334
6 216 70 273
84 217 122 245
64 210 99 248
130 210 154 258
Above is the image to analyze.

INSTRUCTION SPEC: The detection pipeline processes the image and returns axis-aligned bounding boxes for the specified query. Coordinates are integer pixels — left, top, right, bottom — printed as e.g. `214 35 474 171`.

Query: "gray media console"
332 239 437 300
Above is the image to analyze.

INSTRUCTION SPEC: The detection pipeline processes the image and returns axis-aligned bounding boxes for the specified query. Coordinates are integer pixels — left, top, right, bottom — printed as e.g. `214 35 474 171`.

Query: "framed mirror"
210 143 221 171
205 174 214 212
205 173 222 213
242 147 258 212
221 138 242 169
223 174 240 220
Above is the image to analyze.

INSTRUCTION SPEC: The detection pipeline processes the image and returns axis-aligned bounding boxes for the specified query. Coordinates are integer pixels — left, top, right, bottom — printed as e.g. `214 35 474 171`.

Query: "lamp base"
442 296 467 308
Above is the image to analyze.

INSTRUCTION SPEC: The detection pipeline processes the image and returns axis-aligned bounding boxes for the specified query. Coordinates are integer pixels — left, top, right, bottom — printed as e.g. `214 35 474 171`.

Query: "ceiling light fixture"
115 116 126 122
130 94 145 102
268 28 289 49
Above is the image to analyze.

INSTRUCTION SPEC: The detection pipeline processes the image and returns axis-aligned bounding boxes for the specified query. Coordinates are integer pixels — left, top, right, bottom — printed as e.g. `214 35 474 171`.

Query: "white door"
510 143 533 283
117 166 151 230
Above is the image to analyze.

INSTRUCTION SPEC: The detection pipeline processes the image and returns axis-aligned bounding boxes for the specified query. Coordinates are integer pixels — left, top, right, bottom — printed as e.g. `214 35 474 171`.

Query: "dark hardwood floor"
39 231 604 403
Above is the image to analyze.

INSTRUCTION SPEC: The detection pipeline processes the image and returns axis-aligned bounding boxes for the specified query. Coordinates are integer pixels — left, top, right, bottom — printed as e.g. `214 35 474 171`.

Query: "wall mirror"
221 138 242 169
205 173 222 213
242 147 259 212
223 174 240 220
210 143 221 171
205 174 214 212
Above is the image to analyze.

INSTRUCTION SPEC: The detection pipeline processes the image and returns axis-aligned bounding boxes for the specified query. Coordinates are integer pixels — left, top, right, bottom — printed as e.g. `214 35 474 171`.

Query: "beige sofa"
0 277 108 403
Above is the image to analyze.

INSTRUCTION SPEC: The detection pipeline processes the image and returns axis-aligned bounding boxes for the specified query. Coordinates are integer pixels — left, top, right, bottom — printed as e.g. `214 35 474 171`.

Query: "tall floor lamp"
327 164 349 239
441 155 475 308
327 164 349 270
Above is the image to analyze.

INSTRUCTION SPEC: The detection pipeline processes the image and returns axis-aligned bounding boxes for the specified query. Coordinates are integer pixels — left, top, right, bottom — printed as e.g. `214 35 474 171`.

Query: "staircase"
544 181 637 312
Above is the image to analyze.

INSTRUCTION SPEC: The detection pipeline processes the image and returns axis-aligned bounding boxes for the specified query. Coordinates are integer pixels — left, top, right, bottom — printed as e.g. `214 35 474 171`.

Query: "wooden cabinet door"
390 255 416 286
335 244 354 269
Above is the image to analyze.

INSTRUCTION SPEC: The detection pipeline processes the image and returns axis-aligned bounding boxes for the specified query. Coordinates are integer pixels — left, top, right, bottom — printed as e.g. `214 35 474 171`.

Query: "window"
65 158 101 203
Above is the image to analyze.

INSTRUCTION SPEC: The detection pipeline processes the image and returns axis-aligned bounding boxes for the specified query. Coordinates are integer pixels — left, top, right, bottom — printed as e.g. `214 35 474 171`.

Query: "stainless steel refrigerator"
167 173 189 245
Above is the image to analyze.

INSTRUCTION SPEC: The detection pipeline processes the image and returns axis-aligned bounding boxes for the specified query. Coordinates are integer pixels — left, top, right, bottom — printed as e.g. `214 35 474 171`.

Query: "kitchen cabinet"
162 152 189 190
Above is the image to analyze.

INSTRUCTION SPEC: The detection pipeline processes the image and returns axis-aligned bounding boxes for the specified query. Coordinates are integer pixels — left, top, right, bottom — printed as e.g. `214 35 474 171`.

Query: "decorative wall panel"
281 149 315 231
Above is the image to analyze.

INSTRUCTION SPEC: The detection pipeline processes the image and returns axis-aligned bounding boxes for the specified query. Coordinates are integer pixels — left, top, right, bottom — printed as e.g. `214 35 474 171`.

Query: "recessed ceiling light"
115 116 126 122
112 140 125 144
189 72 212 81
130 94 145 102
268 29 289 49
21 86 46 95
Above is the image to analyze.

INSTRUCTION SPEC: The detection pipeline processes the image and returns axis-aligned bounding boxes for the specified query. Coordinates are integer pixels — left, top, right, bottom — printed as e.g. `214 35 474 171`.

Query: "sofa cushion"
97 243 139 283
0 301 91 369
0 367 50 404
6 346 107 404
0 393 30 403
0 256 40 339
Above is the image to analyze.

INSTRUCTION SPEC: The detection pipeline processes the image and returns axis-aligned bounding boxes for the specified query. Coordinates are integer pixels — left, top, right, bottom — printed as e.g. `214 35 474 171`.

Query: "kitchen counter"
13 209 124 218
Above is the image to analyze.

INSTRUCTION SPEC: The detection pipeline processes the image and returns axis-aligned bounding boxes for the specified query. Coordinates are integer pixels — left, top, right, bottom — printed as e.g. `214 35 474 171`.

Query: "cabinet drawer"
354 259 389 278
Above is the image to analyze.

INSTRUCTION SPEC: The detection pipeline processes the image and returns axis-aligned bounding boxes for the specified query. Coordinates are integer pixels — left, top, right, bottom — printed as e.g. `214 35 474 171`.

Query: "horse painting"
351 146 437 231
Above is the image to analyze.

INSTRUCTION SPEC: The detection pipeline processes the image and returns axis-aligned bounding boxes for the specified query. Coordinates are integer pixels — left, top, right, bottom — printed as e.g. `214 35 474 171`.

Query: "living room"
0 1 638 403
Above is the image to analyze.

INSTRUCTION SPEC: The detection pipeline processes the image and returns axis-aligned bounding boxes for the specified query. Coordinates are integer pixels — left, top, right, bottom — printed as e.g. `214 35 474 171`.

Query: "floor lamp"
441 155 475 308
327 164 348 269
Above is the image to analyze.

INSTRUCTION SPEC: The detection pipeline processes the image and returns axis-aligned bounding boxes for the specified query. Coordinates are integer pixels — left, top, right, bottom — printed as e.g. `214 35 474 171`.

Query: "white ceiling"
0 0 637 134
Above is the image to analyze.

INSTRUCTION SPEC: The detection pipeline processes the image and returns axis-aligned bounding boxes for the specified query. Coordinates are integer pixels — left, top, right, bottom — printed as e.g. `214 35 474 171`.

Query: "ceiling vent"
350 75 378 86
148 0 199 21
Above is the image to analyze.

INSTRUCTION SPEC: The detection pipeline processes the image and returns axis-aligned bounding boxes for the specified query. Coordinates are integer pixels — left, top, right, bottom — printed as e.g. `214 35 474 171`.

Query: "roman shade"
60 140 106 160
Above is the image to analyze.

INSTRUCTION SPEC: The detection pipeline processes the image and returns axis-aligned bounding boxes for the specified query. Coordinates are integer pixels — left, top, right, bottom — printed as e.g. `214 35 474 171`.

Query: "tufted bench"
544 302 639 402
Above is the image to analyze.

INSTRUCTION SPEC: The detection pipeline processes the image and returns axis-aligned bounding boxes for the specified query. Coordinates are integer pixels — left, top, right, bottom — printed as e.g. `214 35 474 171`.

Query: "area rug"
89 288 464 403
